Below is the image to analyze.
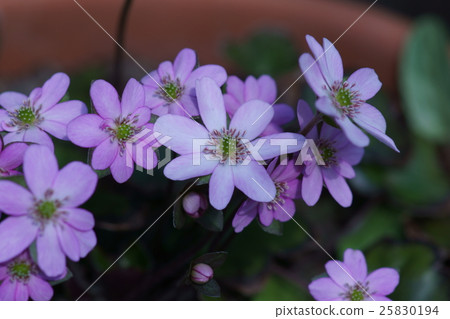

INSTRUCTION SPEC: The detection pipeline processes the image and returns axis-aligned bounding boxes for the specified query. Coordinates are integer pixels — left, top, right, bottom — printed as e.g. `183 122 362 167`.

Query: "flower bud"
182 192 207 219
191 263 213 284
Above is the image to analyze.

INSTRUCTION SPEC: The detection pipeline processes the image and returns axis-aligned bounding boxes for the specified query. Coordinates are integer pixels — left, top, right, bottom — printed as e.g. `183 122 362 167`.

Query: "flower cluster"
0 36 400 300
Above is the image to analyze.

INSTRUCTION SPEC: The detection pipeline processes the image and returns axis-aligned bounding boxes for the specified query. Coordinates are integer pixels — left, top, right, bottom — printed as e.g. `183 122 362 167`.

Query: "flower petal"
0 92 28 111
232 199 258 233
154 114 209 155
24 145 58 198
196 77 227 132
243 76 259 101
90 80 121 119
258 204 274 226
337 143 364 166
37 224 66 277
335 116 370 148
185 65 227 89
52 162 98 207
36 73 70 111
302 165 323 206
57 223 80 262
121 78 145 116
343 249 368 282
323 38 344 84
110 151 134 183
232 160 276 202
354 103 386 133
325 260 356 288
272 103 294 125
0 142 28 171
230 100 273 140
64 208 95 231
23 127 54 151
158 61 175 80
28 275 53 301
309 277 345 301
335 160 355 179
315 96 340 118
347 68 382 101
322 167 352 207
91 138 118 170
0 279 17 301
164 154 218 180
209 163 235 210
273 198 295 222
254 132 305 160
67 114 109 148
0 216 38 263
73 229 96 258
299 53 328 96
0 181 33 216
353 117 399 152
257 75 277 103
225 76 244 105
366 268 399 296
174 48 196 83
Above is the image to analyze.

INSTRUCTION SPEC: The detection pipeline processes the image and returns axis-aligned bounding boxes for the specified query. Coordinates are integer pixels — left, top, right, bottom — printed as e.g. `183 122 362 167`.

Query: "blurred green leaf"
196 175 211 186
260 219 283 236
422 219 450 249
194 251 228 269
400 17 450 142
226 31 298 77
172 199 186 230
196 208 223 232
49 269 73 286
252 275 310 301
193 279 221 298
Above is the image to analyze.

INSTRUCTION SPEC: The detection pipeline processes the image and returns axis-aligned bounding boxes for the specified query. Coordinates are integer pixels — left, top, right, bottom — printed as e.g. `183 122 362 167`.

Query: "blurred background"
0 0 449 300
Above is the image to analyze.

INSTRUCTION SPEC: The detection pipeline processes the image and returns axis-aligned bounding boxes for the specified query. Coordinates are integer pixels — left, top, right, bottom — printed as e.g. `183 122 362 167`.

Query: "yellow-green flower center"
9 262 32 281
336 87 353 107
37 200 57 219
317 139 337 167
16 106 36 125
219 135 237 159
163 82 179 100
116 123 133 141
350 289 365 301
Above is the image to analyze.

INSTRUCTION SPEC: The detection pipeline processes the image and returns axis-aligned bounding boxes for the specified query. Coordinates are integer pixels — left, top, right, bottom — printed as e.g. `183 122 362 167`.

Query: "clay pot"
0 0 410 93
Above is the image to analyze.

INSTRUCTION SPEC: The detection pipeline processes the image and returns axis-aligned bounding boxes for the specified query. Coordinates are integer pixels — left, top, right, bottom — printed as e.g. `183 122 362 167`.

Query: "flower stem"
300 113 323 136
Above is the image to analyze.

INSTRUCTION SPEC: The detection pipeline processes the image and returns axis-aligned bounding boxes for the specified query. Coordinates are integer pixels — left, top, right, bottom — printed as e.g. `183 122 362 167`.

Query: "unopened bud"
191 263 213 284
182 192 207 219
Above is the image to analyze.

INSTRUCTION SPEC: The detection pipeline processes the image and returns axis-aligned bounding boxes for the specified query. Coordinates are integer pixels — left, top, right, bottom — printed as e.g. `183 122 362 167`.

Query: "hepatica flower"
309 249 399 301
223 75 295 136
0 145 98 277
0 251 57 301
155 77 304 210
68 78 155 183
299 35 398 151
142 48 227 117
0 138 28 177
0 73 87 151
298 100 363 207
232 158 301 233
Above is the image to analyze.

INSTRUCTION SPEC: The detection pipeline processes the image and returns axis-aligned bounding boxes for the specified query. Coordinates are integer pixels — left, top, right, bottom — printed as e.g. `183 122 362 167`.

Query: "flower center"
317 139 337 167
102 116 142 152
350 289 365 301
16 106 36 124
155 77 184 103
342 282 370 301
8 261 32 282
205 128 248 165
116 123 133 141
331 82 362 118
7 100 42 130
266 182 289 210
37 200 57 219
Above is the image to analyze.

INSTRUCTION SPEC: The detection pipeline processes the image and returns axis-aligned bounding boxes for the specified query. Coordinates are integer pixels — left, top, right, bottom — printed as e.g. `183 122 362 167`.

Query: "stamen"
7 100 43 131
155 76 185 103
316 139 337 167
204 128 249 165
330 81 363 118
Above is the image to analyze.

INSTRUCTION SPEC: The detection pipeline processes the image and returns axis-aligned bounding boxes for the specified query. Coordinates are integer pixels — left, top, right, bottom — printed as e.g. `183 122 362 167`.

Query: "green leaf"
260 219 283 236
172 199 186 230
49 269 73 286
226 31 298 77
193 279 221 298
196 208 223 232
196 175 211 186
193 251 228 269
399 17 450 142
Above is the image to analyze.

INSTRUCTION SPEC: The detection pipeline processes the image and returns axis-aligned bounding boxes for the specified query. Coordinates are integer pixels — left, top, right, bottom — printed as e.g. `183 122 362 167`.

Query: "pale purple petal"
244 76 259 101
57 224 80 262
0 267 7 281
0 216 38 263
185 65 227 89
91 139 119 170
230 100 273 140
254 132 305 160
90 80 121 119
0 143 27 171
323 38 344 84
178 94 199 117
154 114 209 154
0 109 10 127
354 103 386 132
0 92 27 112
226 76 244 105
23 127 54 151
322 167 352 207
325 260 355 288
335 116 370 148
257 75 277 103
131 144 158 170
209 164 234 210
121 78 145 116
232 199 258 233
164 154 218 180
335 161 355 179
309 277 345 301
28 275 53 301
37 224 66 277
174 48 196 83
299 53 328 96
366 268 399 296
302 165 323 206
73 229 96 258
67 114 109 147
14 283 29 301
343 249 368 282
258 204 274 226
337 143 364 165
143 86 164 109
353 117 399 152
64 208 95 231
370 295 391 301
52 162 98 207
283 178 302 200
109 151 134 183
305 35 331 86
141 70 161 89
315 96 340 118
273 198 295 222
158 61 175 80
29 88 42 105
347 68 382 101
24 145 58 198
232 160 276 202
272 103 294 125
196 77 226 132
36 73 70 111
0 279 17 301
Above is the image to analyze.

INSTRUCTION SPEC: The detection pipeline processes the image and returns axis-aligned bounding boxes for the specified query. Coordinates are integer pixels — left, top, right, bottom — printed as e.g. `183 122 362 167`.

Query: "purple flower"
0 251 58 301
299 35 398 151
68 78 156 183
191 263 214 285
0 138 28 177
155 77 305 210
298 100 363 207
183 192 207 219
223 75 295 136
0 145 98 277
0 73 87 151
309 248 399 301
232 158 301 232
142 48 227 117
